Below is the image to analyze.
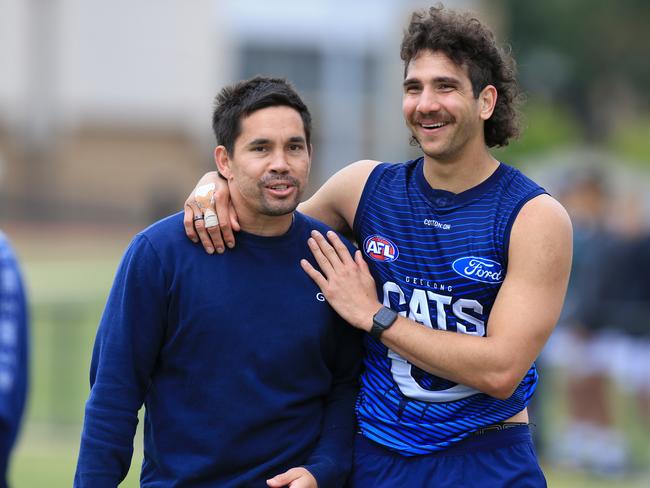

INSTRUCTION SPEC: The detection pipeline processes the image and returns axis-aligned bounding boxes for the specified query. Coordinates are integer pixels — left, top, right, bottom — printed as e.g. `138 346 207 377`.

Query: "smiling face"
402 50 496 164
216 105 311 232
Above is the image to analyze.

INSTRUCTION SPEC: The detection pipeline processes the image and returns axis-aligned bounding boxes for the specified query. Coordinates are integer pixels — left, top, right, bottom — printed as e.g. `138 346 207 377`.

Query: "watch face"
371 307 397 340
375 307 397 326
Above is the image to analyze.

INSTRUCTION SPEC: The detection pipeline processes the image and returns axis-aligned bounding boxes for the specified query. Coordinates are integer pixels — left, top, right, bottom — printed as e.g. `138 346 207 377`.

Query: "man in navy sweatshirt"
74 77 362 488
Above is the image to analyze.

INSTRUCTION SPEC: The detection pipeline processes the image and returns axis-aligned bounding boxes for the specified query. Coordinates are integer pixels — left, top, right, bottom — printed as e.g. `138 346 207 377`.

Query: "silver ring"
193 215 204 222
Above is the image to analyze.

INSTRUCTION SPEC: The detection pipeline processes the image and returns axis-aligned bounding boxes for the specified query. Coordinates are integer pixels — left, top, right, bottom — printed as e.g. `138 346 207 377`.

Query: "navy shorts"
348 425 546 487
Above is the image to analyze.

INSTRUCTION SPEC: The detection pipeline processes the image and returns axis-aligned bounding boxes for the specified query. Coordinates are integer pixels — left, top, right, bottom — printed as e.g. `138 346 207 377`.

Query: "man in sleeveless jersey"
183 6 572 487
75 77 362 488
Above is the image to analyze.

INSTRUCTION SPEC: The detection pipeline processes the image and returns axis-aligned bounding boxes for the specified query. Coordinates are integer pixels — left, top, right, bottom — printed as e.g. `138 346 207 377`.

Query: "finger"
266 468 302 487
228 201 241 232
307 237 336 277
201 206 224 254
310 230 343 269
205 227 224 254
183 200 200 243
194 217 215 255
325 230 355 265
355 249 370 272
214 203 234 250
300 259 328 290
288 476 312 488
203 208 225 254
209 185 232 251
287 478 312 488
288 468 316 488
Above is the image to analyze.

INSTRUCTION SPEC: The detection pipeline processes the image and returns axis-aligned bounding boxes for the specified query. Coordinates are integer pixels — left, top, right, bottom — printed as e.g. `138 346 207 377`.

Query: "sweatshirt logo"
452 257 504 284
364 235 399 263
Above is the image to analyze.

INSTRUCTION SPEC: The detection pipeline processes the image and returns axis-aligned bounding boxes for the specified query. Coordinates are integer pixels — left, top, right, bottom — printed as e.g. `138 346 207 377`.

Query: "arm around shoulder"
298 160 381 234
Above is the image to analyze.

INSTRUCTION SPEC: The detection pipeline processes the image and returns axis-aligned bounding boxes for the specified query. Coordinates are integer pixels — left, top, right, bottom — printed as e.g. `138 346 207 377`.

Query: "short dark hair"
401 5 521 147
212 76 312 154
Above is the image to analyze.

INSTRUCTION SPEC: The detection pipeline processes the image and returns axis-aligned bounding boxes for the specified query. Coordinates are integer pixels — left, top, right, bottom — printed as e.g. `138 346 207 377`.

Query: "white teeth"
421 122 446 129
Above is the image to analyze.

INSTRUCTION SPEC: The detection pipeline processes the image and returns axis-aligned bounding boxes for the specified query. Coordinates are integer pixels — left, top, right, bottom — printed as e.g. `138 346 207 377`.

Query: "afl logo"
452 257 504 284
364 235 399 263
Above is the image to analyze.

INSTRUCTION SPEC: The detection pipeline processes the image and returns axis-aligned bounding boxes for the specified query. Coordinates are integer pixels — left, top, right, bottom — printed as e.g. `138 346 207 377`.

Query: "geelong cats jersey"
353 158 546 455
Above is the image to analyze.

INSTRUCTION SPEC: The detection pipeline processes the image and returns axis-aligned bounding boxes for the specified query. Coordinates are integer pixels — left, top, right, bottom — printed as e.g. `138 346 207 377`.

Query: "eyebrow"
246 136 306 147
287 136 306 145
403 76 461 87
247 138 271 147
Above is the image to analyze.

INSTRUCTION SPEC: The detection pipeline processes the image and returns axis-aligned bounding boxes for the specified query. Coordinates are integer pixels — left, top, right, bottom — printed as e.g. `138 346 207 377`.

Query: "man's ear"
214 146 233 179
479 85 497 121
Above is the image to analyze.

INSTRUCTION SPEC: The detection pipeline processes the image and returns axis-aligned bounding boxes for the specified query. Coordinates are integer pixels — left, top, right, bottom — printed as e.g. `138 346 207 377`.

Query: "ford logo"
452 257 504 284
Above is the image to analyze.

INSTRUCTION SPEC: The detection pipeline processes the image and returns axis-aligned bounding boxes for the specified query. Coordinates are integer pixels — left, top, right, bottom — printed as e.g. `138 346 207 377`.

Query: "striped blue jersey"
352 158 546 455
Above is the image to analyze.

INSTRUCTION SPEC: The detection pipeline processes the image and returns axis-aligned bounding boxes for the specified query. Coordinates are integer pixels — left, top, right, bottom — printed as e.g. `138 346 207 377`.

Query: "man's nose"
268 150 290 172
416 87 442 114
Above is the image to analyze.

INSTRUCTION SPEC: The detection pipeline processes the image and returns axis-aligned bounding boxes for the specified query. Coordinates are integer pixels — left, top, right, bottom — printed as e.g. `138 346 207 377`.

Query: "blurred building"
0 0 488 225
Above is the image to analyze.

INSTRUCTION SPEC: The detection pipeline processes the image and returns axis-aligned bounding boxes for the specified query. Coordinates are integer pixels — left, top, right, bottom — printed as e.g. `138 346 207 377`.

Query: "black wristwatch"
370 306 398 340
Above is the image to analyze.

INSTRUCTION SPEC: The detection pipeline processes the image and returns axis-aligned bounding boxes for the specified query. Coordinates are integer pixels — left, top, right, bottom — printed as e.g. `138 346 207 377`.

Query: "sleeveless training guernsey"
353 158 546 455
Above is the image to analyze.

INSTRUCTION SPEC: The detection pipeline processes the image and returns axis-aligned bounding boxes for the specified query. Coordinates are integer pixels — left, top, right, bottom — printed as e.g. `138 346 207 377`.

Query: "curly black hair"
401 5 522 147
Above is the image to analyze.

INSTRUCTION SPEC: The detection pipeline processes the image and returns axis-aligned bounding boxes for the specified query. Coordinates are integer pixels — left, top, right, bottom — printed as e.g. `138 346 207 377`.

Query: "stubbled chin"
262 201 300 216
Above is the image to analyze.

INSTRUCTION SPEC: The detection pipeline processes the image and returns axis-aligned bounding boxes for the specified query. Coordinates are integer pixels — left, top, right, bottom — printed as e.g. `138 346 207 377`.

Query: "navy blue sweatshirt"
0 232 28 488
74 212 362 487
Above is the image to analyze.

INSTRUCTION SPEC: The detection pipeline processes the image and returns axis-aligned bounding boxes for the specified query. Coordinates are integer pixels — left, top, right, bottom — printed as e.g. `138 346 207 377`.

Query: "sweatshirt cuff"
303 455 348 488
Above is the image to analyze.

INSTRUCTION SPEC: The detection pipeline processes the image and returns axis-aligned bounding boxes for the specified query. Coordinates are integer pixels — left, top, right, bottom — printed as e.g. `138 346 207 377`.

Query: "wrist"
355 304 383 332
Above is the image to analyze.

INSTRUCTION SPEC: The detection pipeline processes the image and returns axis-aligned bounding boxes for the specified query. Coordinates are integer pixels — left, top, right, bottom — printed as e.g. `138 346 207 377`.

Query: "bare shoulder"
514 193 572 239
510 194 573 280
299 159 381 232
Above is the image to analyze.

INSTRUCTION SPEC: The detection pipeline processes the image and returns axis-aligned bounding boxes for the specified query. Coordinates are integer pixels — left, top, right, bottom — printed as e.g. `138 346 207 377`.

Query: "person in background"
0 231 29 488
597 192 650 475
74 77 361 488
545 170 629 476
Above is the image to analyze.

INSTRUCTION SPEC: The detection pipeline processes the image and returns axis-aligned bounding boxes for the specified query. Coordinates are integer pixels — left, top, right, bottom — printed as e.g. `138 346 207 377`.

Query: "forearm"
304 327 361 487
303 382 358 487
378 317 522 399
75 392 140 486
75 329 151 485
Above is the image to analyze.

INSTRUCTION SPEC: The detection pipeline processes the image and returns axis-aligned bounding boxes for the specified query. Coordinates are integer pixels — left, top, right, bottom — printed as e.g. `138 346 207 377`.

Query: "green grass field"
5 224 649 487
